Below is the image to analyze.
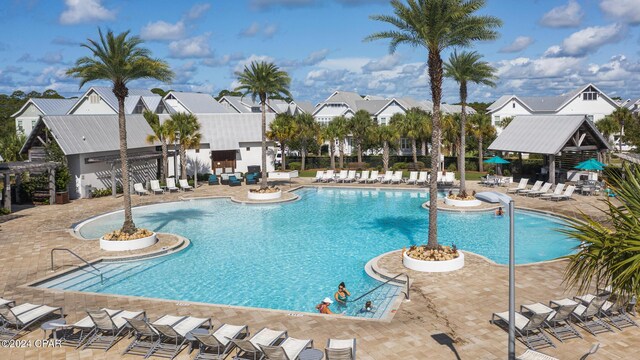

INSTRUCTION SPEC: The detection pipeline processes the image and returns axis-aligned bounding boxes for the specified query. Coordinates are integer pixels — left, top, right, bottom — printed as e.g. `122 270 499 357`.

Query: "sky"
0 0 639 104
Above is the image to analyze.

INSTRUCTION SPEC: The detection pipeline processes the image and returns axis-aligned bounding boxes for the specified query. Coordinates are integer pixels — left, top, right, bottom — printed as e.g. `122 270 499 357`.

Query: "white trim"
66 87 118 115
11 99 45 118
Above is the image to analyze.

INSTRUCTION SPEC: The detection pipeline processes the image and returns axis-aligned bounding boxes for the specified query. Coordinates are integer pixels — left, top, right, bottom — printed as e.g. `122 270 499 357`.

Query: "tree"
349 110 375 163
234 61 291 189
143 110 170 180
372 123 400 171
609 108 633 152
150 88 168 97
294 113 319 171
468 113 495 172
367 0 501 248
497 116 513 129
267 113 298 170
165 112 201 179
330 116 350 168
215 89 243 101
444 50 497 192
0 133 26 162
322 124 338 169
67 29 173 234
441 113 460 156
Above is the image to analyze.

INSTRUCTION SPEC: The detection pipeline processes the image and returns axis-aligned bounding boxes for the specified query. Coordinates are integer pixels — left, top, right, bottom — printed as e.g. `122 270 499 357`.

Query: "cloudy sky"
1 0 639 104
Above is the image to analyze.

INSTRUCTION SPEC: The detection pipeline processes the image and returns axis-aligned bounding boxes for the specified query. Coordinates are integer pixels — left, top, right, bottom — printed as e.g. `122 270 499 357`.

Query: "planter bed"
403 250 465 272
100 232 157 251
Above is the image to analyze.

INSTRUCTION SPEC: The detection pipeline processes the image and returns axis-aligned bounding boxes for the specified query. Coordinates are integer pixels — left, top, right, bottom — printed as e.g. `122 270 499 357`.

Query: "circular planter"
247 190 282 201
444 197 482 207
100 232 157 251
403 250 465 272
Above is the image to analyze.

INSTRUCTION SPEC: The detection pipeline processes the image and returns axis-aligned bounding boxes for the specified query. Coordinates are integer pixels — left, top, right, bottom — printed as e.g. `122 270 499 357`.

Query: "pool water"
43 187 576 317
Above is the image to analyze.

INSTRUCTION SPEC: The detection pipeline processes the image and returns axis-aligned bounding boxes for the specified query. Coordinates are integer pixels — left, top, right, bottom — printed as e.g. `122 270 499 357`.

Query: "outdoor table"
299 348 324 360
185 328 209 353
41 319 66 340
580 186 595 196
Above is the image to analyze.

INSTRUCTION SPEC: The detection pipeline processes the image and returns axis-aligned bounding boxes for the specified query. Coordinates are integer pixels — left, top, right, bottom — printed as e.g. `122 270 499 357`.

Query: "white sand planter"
247 189 282 201
100 233 157 251
403 251 465 272
444 197 482 207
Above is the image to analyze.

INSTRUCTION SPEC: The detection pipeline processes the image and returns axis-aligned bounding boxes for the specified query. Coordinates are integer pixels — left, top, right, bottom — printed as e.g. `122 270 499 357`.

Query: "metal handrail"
347 273 410 303
51 248 103 284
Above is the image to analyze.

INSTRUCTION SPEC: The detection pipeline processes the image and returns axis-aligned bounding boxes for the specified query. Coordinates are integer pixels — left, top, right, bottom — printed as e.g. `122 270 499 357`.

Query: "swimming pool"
40 187 576 318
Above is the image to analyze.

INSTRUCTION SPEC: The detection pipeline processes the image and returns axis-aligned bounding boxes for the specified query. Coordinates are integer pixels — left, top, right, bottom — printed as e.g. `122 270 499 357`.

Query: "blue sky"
1 0 639 104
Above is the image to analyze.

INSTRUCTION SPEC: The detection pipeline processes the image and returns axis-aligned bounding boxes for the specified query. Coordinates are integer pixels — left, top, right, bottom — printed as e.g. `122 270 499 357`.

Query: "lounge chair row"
313 170 456 186
491 288 637 353
506 179 575 201
0 298 357 360
134 178 194 195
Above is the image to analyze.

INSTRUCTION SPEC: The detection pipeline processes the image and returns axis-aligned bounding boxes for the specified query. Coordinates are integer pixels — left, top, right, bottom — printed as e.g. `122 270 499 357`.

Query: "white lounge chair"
326 338 356 360
518 181 543 196
59 308 143 348
321 170 335 183
335 170 348 183
444 172 455 186
0 303 63 340
380 172 393 184
147 315 212 359
344 170 356 183
357 170 370 183
260 337 313 360
193 323 249 360
416 171 428 185
507 178 529 193
391 171 403 184
133 183 149 196
491 310 555 350
0 298 15 308
550 185 575 201
366 170 379 183
527 182 552 197
231 327 287 360
520 302 582 342
552 296 613 336
150 180 164 195
165 178 180 192
516 350 559 360
313 171 324 182
178 179 193 191
405 171 418 185
81 309 146 351
540 183 564 200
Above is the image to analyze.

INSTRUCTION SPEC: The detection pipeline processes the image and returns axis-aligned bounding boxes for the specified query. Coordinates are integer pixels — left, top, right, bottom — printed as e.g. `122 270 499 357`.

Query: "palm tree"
349 110 375 163
67 29 173 234
235 61 291 189
267 113 298 170
468 113 495 172
322 124 338 169
444 50 497 192
294 113 319 171
441 113 460 156
331 116 350 168
609 108 633 152
372 124 401 172
165 112 201 180
367 0 501 248
143 110 170 180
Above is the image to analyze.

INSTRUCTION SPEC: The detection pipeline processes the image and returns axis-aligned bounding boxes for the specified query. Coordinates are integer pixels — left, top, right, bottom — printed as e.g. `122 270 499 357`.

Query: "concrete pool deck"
0 178 635 359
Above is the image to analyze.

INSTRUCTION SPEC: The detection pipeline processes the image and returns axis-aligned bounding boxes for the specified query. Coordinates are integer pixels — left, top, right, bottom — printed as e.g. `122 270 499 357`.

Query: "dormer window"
89 93 100 104
133 100 145 114
582 86 599 101
512 102 515 108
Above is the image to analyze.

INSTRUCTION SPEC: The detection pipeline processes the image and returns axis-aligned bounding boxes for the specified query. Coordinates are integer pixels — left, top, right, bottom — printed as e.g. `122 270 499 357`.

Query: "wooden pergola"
0 161 59 212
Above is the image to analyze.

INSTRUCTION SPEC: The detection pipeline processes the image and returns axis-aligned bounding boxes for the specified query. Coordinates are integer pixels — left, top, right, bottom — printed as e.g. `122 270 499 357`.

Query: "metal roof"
90 86 156 113
167 91 234 114
11 98 77 117
27 115 157 156
293 101 316 114
488 115 611 155
615 152 640 164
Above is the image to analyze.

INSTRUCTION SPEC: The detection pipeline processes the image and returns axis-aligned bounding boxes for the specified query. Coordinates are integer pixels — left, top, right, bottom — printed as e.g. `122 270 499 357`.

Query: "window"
493 115 500 126
17 120 23 132
587 115 594 122
31 119 37 127
512 102 515 108
400 138 410 149
582 86 599 101
246 147 250 151
379 117 388 125
89 93 100 104
133 101 145 114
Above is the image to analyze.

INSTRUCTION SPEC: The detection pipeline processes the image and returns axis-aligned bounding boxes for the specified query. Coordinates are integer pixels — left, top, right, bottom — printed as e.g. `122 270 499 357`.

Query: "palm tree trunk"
116 94 136 234
180 145 187 179
383 141 390 172
459 82 467 192
427 50 443 249
301 144 307 171
411 138 417 166
281 143 286 170
338 140 344 169
478 137 484 173
357 143 362 163
161 140 168 180
421 140 427 156
260 100 268 189
330 142 336 169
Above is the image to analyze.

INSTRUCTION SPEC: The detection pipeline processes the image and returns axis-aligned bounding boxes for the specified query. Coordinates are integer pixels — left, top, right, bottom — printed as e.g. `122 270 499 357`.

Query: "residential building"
623 97 640 114
218 95 292 115
11 98 77 137
163 91 234 114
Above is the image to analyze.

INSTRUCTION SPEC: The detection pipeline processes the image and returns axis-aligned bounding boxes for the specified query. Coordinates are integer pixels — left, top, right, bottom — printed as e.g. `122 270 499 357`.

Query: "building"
11 98 77 137
623 97 640 114
487 84 620 133
219 95 292 114
163 91 234 114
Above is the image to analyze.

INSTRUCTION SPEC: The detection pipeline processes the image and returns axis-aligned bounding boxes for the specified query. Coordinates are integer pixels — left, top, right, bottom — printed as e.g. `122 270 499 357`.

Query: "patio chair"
208 174 219 185
122 318 163 357
313 171 324 183
380 172 393 184
540 183 564 200
344 170 356 183
336 170 348 183
521 302 582 342
0 303 63 340
228 175 241 187
391 171 403 184
518 181 543 196
147 315 212 359
230 327 287 360
81 309 146 351
491 310 555 350
517 343 599 360
179 179 193 191
552 295 613 336
134 183 149 196
260 337 313 360
507 178 529 193
246 173 258 185
550 185 575 201
357 170 370 183
527 182 552 197
325 338 356 360
0 298 14 308
599 298 639 330
59 308 135 348
322 170 335 183
192 323 249 360
150 180 165 194
365 170 379 183
166 178 180 192
416 171 428 186
406 171 418 185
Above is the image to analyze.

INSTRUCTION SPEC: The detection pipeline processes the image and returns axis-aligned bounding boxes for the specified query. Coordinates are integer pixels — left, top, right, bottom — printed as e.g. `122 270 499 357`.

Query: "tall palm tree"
143 110 170 180
322 123 338 169
367 0 501 247
165 112 201 180
609 107 633 152
349 110 375 163
67 29 173 234
372 124 401 172
331 116 350 168
468 113 495 172
235 61 291 189
267 113 298 170
441 112 460 156
444 50 497 192
295 113 319 171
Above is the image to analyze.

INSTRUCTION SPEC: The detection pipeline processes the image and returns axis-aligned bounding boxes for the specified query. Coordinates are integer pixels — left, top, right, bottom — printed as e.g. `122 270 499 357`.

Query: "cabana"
488 115 611 184
1 161 59 212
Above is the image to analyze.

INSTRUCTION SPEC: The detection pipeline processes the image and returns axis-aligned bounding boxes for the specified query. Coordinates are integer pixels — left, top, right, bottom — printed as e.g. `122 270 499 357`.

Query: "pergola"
84 152 163 197
488 115 612 184
1 161 59 212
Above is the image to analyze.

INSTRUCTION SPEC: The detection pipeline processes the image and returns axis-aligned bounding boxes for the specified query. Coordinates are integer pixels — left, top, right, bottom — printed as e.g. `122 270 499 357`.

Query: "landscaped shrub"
466 160 478 171
288 162 302 170
503 169 511 176
348 162 368 170
415 161 426 169
92 184 123 198
447 163 457 172
392 162 407 171
0 208 10 216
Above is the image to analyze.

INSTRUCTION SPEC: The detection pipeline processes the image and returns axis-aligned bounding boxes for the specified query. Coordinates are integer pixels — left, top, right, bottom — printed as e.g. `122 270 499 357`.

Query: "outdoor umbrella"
484 156 510 176
575 158 605 171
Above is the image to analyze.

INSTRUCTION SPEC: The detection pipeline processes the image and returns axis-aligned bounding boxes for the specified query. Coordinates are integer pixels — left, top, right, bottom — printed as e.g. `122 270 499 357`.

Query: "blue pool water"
41 187 576 317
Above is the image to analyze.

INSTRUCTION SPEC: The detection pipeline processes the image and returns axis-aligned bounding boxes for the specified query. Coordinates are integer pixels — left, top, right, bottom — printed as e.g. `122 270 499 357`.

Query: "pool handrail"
348 273 410 303
51 248 103 284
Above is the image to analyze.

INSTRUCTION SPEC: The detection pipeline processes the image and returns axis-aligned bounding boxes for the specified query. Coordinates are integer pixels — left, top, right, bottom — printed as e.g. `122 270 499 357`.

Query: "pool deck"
0 178 634 359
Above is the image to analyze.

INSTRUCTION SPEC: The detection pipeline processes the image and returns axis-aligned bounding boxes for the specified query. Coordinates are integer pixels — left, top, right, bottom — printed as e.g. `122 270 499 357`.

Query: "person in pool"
316 298 335 314
360 301 375 313
495 207 504 216
335 282 351 305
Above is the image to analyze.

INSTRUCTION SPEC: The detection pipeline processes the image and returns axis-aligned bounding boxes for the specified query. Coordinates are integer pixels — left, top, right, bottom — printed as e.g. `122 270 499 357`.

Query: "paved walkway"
0 178 632 359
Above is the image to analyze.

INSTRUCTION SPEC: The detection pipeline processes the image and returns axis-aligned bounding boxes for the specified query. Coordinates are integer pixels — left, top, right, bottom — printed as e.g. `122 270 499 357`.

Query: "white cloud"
600 0 640 25
316 57 371 73
141 20 186 41
363 53 401 72
201 52 245 67
185 3 212 20
38 52 64 64
499 36 534 53
240 22 261 37
539 0 583 28
494 56 583 79
549 23 625 57
263 24 278 38
239 22 278 38
168 34 212 58
234 54 276 73
250 0 316 11
59 0 116 25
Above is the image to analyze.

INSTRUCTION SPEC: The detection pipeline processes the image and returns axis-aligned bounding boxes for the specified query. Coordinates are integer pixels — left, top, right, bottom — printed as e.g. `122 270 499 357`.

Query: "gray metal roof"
141 96 162 113
11 98 78 117
90 86 157 113
168 91 234 114
31 115 157 155
354 100 387 114
488 115 611 155
293 101 316 114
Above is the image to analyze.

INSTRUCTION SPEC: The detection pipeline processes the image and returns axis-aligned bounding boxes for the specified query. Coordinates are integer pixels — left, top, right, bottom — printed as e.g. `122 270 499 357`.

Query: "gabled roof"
292 101 316 114
323 91 363 110
11 98 77 118
165 91 234 114
219 96 290 114
22 115 156 155
67 86 157 114
488 115 611 155
141 96 162 113
354 100 388 114
624 98 640 111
